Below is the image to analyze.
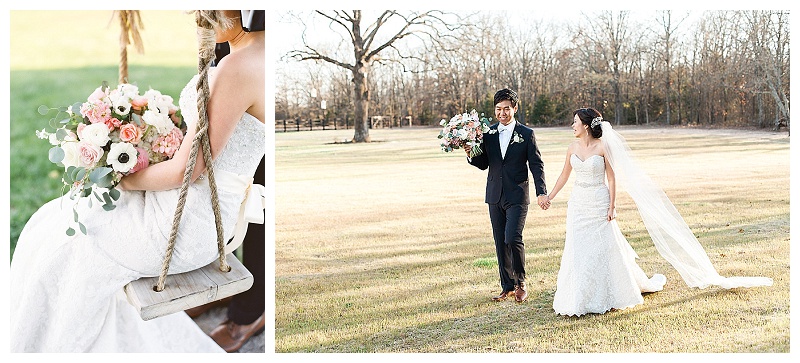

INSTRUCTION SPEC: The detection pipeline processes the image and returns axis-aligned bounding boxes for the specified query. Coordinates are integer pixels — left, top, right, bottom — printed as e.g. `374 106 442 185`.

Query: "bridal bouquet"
36 82 185 235
438 109 491 157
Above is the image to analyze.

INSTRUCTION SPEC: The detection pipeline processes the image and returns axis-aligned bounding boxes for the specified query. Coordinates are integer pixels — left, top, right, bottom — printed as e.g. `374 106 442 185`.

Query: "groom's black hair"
494 88 519 108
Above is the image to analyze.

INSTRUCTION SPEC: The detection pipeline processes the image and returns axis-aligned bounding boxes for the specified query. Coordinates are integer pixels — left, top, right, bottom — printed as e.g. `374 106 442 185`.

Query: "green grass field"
275 126 789 352
9 11 196 255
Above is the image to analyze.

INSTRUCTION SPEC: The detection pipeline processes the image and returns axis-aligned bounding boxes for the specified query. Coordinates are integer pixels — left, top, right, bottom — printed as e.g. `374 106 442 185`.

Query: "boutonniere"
488 129 498 134
510 131 524 144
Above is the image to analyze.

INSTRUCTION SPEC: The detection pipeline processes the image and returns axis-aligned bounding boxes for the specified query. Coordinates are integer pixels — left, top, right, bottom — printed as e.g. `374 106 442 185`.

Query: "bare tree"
656 11 689 125
288 10 459 142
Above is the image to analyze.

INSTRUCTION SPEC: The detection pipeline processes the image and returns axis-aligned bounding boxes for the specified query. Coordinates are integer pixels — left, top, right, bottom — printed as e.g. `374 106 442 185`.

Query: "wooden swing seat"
124 254 253 321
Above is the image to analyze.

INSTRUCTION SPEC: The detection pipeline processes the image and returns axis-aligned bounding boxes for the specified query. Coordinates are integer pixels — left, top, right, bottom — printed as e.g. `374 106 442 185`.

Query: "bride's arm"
547 144 574 202
604 146 617 221
119 57 257 191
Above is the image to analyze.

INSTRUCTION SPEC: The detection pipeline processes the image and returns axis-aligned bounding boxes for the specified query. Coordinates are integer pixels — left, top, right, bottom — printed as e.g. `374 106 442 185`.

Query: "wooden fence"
275 116 414 132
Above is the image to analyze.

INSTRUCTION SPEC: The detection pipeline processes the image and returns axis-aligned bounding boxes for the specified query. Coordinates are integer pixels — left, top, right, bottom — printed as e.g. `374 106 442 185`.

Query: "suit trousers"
488 191 528 291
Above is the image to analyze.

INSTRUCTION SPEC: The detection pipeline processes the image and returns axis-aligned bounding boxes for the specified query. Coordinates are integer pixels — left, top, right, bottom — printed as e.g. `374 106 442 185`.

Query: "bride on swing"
9 10 265 352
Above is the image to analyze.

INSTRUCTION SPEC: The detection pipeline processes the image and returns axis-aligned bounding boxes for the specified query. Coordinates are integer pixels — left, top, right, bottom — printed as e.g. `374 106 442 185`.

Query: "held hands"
464 144 472 156
607 207 617 221
537 195 550 210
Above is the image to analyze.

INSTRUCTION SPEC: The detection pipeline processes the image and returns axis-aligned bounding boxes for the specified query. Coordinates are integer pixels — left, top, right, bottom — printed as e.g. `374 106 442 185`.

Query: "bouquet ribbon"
196 168 265 254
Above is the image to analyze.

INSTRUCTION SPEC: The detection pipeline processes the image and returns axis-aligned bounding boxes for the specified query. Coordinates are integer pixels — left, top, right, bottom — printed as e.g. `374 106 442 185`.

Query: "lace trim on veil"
600 122 772 289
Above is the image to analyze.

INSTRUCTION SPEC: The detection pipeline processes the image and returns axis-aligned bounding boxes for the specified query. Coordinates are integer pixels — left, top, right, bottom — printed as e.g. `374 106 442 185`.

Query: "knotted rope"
155 11 231 292
116 10 144 85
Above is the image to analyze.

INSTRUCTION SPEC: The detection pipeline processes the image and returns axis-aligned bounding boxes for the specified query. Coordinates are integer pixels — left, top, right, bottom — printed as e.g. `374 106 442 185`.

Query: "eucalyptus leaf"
73 209 79 222
109 188 121 201
72 102 82 115
38 105 51 115
95 174 114 188
102 204 116 211
93 191 104 203
79 222 87 235
75 167 87 181
88 167 112 184
102 192 112 205
66 227 75 236
56 128 68 141
48 147 65 163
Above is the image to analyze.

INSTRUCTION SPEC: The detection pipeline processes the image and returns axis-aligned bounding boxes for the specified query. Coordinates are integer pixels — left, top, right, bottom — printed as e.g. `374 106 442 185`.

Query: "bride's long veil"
600 122 772 289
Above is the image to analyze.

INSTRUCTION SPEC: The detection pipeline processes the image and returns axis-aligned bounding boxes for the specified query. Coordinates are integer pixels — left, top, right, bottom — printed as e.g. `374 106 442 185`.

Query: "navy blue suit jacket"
469 122 547 205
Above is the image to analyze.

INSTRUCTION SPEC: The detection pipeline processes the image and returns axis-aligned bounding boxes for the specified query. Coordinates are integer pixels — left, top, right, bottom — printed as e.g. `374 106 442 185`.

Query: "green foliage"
530 93 558 125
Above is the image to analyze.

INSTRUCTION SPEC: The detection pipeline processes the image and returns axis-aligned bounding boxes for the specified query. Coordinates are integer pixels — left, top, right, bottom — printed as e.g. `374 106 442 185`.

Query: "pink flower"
131 95 148 113
87 87 107 103
78 141 103 167
76 123 87 139
104 117 123 131
118 123 143 144
80 101 112 124
129 147 150 173
152 127 183 158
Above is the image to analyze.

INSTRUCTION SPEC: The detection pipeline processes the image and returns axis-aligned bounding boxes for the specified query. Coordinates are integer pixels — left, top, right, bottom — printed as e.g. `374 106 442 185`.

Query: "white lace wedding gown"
9 75 265 352
553 154 666 316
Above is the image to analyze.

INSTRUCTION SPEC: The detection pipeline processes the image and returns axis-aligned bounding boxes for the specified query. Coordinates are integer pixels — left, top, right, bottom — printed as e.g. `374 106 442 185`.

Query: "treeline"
277 10 789 130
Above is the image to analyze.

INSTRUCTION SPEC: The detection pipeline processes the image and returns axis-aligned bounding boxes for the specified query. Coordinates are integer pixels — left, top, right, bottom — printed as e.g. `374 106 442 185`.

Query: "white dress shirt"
498 120 516 158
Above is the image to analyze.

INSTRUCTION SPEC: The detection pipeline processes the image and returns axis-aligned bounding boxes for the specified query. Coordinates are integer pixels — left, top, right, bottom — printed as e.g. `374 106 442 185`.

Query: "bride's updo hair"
573 107 603 139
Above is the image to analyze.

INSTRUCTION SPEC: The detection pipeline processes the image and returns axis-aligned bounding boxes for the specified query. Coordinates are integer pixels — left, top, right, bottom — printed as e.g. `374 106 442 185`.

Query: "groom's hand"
537 195 550 210
464 144 472 155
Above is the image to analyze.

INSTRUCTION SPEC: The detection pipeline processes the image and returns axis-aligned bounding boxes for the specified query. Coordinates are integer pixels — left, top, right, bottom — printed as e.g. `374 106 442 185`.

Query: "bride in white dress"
546 108 771 317
9 11 265 352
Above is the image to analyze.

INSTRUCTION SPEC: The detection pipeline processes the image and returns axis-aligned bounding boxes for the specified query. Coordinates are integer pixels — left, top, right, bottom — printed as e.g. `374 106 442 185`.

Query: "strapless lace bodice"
570 154 606 188
179 75 265 177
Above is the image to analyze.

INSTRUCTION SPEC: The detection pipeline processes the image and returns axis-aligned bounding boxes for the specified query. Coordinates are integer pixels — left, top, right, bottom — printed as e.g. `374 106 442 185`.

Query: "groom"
465 88 548 303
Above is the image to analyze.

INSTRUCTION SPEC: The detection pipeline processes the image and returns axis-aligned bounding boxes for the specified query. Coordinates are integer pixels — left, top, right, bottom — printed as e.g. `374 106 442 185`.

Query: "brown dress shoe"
514 282 528 303
491 290 516 302
185 296 233 319
210 312 265 352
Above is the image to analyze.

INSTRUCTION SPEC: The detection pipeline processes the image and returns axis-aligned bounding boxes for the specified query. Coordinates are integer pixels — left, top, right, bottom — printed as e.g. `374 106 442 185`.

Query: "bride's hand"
607 207 616 221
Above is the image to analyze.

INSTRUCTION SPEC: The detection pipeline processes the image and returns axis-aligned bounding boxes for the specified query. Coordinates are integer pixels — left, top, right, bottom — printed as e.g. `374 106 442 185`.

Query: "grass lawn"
9 11 196 256
275 126 789 352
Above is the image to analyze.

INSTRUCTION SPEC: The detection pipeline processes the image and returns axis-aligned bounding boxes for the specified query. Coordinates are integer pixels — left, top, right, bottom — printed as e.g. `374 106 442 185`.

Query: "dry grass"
275 126 789 353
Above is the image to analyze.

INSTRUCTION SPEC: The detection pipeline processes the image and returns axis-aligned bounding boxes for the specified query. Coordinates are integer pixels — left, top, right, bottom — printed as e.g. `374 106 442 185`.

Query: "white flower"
142 110 173 135
144 89 174 115
81 123 111 147
61 142 82 168
112 98 132 116
107 142 138 173
117 83 139 98
511 132 524 144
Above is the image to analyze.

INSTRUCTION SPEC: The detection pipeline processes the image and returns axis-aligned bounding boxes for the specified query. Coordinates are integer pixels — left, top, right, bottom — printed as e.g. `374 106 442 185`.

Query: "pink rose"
78 141 103 167
118 123 142 144
87 87 107 103
129 147 150 174
104 117 123 131
131 96 148 113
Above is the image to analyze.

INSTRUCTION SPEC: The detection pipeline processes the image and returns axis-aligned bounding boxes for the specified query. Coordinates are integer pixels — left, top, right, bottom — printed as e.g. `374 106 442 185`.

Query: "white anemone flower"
107 142 138 173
